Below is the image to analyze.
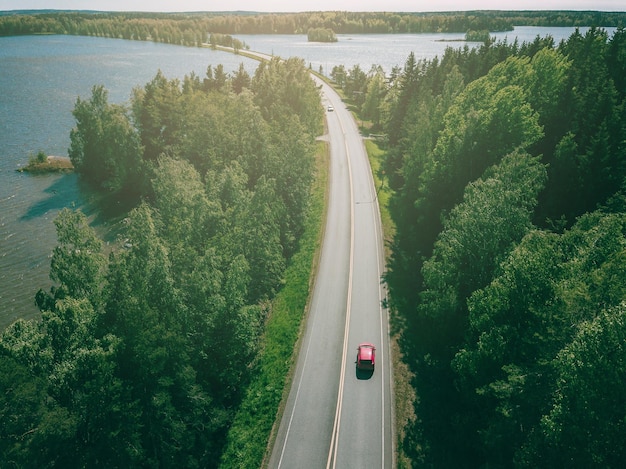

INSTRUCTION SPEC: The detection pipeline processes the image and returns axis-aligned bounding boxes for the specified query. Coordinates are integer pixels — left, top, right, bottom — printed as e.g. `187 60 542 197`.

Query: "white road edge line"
276 302 318 468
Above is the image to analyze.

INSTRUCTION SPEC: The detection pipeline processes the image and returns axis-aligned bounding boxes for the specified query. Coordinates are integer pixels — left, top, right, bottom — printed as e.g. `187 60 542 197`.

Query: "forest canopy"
0 56 323 467
340 25 626 467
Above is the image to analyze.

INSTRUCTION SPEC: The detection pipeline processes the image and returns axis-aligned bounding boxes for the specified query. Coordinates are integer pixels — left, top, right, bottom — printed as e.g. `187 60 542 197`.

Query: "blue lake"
0 26 616 328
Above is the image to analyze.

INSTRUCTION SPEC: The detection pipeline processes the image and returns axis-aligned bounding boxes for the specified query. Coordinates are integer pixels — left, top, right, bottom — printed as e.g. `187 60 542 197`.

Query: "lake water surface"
239 26 613 74
0 26 616 328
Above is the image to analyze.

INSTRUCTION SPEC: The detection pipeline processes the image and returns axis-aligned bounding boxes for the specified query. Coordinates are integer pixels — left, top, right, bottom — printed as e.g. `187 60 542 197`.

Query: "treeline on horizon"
334 26 626 466
0 10 625 44
0 57 323 467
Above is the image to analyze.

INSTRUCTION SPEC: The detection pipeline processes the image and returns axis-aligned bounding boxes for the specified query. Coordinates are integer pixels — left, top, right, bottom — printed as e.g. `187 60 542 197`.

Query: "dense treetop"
0 56 322 467
337 25 626 467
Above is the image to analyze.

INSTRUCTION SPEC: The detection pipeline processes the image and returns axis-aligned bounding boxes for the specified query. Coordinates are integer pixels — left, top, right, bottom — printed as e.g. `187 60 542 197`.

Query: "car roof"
359 343 375 359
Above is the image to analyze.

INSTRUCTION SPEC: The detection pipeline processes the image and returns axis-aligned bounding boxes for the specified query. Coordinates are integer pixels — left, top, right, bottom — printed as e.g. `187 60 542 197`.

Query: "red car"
356 343 376 371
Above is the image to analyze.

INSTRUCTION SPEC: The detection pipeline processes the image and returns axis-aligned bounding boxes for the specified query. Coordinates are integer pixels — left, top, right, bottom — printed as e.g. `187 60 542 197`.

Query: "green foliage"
1 294 131 467
231 62 251 94
465 29 490 42
48 209 106 304
527 304 626 467
0 353 48 466
307 27 337 42
451 212 626 466
362 66 386 129
35 150 47 164
209 33 248 50
69 85 144 195
420 151 547 346
538 28 626 225
238 176 286 302
375 26 626 467
344 64 368 107
151 156 217 265
220 142 328 469
330 64 347 88
2 55 322 467
131 71 183 163
388 53 544 314
252 57 324 137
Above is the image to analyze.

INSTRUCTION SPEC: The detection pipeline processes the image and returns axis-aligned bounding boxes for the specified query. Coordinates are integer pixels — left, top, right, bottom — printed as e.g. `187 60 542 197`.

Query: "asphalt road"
267 77 393 469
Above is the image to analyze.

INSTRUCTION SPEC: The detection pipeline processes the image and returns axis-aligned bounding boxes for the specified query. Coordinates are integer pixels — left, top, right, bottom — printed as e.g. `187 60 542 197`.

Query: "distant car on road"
356 343 376 371
327 105 334 112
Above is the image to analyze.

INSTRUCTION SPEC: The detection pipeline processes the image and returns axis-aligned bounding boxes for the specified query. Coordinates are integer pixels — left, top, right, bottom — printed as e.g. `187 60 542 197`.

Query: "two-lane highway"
268 76 392 468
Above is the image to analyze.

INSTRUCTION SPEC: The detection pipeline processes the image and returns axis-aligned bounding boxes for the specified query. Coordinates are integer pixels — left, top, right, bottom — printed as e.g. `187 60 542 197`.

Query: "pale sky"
0 0 624 13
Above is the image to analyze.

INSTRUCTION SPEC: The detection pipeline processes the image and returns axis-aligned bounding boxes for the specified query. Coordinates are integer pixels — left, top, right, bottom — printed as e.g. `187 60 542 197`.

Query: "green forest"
0 57 323 467
1 10 625 45
338 26 626 467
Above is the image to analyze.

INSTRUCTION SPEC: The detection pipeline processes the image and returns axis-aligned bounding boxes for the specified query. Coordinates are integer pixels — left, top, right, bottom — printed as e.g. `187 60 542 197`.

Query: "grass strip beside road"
364 138 416 469
219 141 329 469
364 140 392 251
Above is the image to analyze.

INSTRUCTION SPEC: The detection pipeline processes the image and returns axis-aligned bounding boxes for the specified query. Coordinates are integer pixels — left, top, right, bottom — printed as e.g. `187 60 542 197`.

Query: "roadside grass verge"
219 141 329 469
364 139 393 250
364 138 417 469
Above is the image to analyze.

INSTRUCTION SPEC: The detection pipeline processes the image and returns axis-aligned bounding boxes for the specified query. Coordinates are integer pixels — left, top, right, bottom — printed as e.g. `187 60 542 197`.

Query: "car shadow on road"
355 367 374 380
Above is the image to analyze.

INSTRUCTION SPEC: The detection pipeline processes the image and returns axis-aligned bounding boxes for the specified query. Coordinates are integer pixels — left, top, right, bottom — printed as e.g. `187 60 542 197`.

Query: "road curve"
267 74 393 468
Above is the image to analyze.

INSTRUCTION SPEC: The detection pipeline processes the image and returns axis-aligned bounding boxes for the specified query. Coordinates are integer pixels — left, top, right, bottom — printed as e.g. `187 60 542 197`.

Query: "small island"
307 27 338 43
17 150 74 173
